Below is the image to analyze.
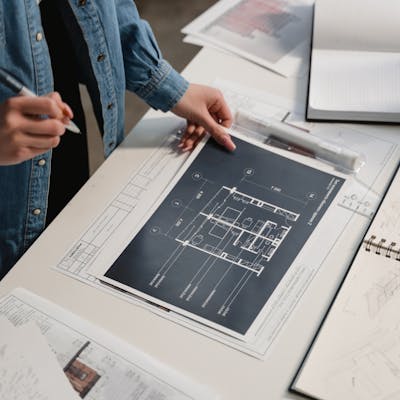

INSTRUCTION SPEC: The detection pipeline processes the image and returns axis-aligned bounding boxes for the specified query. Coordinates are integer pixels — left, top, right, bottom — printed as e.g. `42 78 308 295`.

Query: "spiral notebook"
291 164 400 400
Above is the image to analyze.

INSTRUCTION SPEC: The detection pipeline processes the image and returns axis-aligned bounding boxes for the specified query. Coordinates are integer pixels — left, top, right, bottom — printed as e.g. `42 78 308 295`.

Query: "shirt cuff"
134 60 189 112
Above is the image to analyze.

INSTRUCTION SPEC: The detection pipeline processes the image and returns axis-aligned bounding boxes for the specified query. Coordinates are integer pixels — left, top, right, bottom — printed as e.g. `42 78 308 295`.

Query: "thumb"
201 114 236 152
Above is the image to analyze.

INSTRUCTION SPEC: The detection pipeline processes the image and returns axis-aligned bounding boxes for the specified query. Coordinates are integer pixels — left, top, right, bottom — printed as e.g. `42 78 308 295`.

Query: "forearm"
116 0 188 111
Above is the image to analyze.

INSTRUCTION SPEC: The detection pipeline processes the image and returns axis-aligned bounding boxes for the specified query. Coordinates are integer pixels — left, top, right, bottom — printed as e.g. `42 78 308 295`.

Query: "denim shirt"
0 0 189 277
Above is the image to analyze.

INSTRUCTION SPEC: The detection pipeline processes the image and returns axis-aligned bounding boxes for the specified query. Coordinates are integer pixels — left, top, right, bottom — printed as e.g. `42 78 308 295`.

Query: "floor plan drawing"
150 182 300 301
0 290 214 400
173 185 299 277
203 0 300 41
199 0 309 65
102 137 344 336
182 0 313 76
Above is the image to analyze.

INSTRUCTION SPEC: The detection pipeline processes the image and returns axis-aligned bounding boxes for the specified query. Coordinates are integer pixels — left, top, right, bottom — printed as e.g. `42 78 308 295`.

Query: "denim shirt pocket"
0 2 5 46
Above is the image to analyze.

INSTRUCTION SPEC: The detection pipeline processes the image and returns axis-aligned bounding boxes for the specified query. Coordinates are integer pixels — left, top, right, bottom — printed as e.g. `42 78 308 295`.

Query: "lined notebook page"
309 51 400 113
308 0 400 121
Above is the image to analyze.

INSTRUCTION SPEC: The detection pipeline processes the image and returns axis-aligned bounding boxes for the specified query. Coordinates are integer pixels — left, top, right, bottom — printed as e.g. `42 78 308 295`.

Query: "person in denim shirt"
0 0 235 278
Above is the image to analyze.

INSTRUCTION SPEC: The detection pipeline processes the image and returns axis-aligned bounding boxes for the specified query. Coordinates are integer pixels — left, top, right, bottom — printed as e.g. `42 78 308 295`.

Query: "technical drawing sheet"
54 80 400 357
0 288 216 400
55 125 191 284
182 0 314 77
97 136 344 339
292 168 400 400
217 78 400 220
0 318 79 400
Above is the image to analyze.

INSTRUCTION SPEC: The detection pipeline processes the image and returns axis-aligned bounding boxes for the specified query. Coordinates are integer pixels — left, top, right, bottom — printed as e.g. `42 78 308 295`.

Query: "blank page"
309 50 400 112
314 0 400 52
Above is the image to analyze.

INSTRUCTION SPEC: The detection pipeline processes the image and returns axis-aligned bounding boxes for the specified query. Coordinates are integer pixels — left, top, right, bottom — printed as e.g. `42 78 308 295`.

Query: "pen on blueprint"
235 109 363 173
0 68 81 134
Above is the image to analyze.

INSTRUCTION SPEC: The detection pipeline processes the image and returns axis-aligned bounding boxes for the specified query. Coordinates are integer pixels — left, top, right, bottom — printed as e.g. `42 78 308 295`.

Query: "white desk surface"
0 48 392 399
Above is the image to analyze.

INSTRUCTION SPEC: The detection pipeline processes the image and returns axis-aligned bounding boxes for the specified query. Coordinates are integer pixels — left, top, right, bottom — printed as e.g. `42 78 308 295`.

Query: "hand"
171 83 236 152
0 92 72 165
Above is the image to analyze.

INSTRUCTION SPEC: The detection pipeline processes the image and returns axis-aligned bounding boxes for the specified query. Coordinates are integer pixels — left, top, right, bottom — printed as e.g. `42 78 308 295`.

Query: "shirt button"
97 53 106 62
78 0 87 6
36 32 43 41
108 141 115 148
38 159 46 166
107 103 114 110
33 209 41 216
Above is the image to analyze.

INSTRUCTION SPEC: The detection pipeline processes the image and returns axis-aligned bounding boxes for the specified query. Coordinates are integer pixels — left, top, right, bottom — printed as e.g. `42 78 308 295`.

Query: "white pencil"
0 68 81 134
235 109 363 172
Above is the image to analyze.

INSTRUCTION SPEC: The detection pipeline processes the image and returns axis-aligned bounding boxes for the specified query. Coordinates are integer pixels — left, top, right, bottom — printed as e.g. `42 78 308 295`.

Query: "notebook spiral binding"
363 235 400 260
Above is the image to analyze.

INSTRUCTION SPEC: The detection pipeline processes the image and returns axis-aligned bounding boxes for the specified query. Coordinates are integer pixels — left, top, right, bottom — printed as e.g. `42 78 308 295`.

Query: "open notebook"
307 0 400 122
292 164 400 400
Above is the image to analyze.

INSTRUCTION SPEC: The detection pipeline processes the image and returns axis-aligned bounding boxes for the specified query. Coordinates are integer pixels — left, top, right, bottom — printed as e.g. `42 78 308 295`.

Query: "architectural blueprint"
182 0 313 76
101 137 344 337
56 125 189 283
0 289 216 400
0 318 79 400
217 78 400 218
54 81 400 355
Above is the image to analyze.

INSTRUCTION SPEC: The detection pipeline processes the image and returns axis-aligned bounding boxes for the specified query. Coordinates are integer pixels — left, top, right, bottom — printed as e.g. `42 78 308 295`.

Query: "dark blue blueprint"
104 137 344 335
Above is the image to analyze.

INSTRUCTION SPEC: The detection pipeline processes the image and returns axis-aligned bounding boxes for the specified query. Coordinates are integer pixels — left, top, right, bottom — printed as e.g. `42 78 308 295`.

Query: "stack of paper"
53 79 400 360
0 317 79 400
182 0 314 77
0 288 216 400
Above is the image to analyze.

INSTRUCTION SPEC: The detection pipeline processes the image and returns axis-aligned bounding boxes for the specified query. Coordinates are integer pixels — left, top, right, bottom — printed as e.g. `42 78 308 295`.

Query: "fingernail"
225 137 236 151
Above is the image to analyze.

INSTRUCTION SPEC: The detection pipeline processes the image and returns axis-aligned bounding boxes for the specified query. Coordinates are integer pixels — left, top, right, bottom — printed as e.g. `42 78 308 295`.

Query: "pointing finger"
202 115 236 152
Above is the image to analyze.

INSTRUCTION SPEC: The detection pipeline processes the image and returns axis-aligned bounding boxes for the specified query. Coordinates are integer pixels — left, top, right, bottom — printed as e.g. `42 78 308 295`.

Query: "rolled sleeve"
117 1 189 111
133 59 189 111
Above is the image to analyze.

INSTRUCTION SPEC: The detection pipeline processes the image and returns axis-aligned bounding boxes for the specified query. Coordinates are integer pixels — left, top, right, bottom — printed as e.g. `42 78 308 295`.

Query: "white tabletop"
0 48 396 399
